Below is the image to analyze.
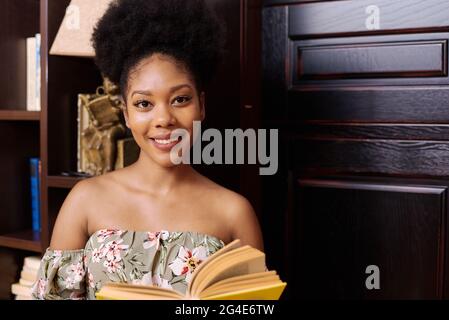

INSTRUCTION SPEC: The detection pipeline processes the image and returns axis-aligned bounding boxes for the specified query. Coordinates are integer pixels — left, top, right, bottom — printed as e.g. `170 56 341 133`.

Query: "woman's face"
124 53 205 168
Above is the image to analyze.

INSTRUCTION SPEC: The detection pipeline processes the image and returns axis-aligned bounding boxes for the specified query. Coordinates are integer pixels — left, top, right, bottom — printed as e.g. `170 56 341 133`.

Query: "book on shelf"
35 33 41 111
15 295 33 301
29 157 41 232
96 239 287 300
11 283 32 297
24 256 41 270
26 36 36 111
26 33 41 111
21 269 38 283
19 278 35 287
11 256 40 300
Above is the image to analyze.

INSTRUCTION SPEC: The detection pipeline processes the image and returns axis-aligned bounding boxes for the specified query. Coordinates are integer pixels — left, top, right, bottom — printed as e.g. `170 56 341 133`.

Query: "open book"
96 239 286 300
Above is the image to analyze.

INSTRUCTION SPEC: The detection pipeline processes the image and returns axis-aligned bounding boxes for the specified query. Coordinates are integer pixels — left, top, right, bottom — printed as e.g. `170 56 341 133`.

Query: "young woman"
32 0 263 299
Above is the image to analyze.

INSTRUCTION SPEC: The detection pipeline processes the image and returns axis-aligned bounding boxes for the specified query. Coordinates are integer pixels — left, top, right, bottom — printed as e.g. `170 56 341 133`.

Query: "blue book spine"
30 158 41 232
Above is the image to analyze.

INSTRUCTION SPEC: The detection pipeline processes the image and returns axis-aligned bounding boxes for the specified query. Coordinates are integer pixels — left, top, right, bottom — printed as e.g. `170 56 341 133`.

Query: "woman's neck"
128 151 198 196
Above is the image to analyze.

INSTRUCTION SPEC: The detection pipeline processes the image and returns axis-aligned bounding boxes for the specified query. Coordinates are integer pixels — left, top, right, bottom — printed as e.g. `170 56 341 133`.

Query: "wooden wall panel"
262 0 449 300
0 0 39 109
288 88 449 123
293 139 449 177
291 33 449 86
287 0 449 38
294 177 446 299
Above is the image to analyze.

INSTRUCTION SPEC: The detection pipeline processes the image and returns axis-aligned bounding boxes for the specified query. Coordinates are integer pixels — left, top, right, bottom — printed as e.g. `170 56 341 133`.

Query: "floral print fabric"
31 230 225 300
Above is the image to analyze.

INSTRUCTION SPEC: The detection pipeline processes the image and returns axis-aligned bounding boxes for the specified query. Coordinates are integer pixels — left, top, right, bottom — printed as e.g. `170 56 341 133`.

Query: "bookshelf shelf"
0 110 40 121
47 176 86 189
0 230 42 253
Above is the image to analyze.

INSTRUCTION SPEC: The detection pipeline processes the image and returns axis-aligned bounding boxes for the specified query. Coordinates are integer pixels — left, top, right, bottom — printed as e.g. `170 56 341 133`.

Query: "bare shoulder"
50 181 90 250
200 177 264 251
221 188 264 251
49 177 100 250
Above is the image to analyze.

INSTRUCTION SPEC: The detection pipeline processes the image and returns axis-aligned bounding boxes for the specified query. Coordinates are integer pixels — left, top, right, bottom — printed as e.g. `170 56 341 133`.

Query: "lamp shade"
50 0 113 57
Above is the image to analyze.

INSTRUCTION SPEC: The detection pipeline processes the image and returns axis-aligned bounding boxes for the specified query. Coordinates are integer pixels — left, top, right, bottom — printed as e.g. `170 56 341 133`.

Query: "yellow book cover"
96 239 287 300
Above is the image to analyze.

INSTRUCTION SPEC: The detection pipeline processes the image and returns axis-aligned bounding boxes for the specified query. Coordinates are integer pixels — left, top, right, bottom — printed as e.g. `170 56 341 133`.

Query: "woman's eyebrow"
131 84 193 97
169 84 193 93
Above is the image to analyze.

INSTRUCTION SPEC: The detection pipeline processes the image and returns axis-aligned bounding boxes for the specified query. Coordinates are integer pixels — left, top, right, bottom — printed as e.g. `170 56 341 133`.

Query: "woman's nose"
153 104 175 128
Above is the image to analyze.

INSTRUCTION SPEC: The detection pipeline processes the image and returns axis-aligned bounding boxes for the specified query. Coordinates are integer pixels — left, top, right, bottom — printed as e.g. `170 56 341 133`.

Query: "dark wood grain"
263 0 449 299
46 55 102 175
0 122 39 234
0 0 39 109
260 145 291 298
47 175 86 189
262 6 288 122
260 21 293 290
0 248 26 299
288 0 449 38
289 87 449 123
40 0 50 249
0 110 40 121
291 33 449 86
286 123 449 141
240 0 263 215
294 177 446 299
0 2 45 298
42 1 101 177
293 138 449 177
194 0 243 195
0 230 41 253
264 0 325 6
296 40 446 80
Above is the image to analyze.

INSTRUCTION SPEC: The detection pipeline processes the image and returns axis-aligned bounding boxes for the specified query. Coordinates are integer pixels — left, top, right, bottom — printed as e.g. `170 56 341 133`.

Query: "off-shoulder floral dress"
31 229 225 300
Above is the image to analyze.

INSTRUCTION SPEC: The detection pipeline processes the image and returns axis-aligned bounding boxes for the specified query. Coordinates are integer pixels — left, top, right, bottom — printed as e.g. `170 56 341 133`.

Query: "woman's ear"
200 92 206 121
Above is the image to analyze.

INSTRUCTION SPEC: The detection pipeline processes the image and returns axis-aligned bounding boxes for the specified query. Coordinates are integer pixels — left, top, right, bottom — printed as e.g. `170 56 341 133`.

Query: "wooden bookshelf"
47 176 86 189
0 3 43 295
0 110 40 121
0 230 41 253
0 0 102 298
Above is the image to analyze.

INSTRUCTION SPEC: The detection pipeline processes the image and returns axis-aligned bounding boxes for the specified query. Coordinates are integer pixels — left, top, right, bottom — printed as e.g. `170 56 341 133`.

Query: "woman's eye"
172 96 191 105
133 100 152 109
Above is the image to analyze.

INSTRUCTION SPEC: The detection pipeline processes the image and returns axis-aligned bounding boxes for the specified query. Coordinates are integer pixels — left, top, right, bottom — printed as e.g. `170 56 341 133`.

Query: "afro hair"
91 0 225 96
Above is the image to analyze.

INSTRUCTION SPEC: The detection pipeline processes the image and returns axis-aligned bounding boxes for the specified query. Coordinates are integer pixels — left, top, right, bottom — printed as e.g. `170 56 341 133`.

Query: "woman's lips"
149 137 182 152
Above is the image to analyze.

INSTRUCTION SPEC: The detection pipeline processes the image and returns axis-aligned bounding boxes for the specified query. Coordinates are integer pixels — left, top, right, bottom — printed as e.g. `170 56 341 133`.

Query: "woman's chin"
159 160 181 168
151 154 184 168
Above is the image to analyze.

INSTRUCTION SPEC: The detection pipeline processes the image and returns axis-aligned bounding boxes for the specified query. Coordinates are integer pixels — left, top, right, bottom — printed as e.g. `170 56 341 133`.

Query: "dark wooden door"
262 0 449 299
194 0 262 214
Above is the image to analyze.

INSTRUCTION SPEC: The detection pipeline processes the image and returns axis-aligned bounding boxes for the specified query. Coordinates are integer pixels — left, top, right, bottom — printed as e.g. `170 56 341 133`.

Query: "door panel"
287 0 449 37
289 88 449 122
293 139 449 177
294 177 446 299
262 0 449 299
292 33 449 85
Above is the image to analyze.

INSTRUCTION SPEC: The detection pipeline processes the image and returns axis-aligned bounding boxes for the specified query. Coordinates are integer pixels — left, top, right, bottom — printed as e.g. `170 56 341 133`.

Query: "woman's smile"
149 135 182 152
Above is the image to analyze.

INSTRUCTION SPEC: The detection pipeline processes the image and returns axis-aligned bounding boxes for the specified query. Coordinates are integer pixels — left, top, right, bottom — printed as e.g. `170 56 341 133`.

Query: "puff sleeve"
31 249 86 300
